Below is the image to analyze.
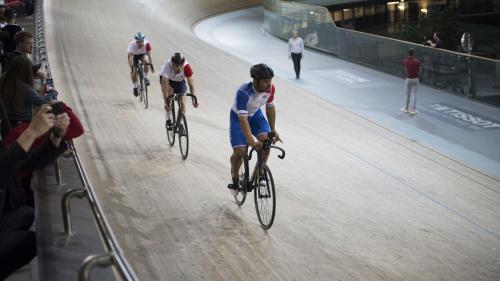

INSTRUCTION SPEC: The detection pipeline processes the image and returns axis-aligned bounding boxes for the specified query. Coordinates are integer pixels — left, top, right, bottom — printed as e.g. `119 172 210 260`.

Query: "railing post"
61 188 87 235
79 253 115 281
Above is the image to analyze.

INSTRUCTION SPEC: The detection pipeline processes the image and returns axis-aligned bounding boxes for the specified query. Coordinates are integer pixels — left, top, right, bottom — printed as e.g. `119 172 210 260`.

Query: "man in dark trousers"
288 30 304 79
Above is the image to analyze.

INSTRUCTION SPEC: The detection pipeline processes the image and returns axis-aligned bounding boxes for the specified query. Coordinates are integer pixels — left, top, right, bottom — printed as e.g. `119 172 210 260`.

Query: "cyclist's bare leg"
230 147 246 180
130 68 138 84
256 133 270 171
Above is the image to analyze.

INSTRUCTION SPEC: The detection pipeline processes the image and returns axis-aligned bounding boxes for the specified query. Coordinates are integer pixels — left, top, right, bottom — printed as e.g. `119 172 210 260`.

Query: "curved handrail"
33 0 140 280
68 140 140 281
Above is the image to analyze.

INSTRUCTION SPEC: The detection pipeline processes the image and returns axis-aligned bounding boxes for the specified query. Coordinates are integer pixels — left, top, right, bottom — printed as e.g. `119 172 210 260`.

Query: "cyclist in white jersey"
160 52 198 130
127 32 154 97
227 64 281 194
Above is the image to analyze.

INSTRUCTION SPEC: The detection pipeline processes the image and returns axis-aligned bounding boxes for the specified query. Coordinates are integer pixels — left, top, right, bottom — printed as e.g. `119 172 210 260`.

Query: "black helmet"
171 52 185 65
250 63 274 80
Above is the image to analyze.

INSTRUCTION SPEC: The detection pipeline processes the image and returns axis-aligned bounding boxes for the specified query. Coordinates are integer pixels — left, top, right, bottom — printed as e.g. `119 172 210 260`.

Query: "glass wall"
263 0 500 105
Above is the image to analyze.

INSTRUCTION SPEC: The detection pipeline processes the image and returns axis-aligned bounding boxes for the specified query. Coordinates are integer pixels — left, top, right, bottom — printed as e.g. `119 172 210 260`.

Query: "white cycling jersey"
127 40 152 55
159 60 193 82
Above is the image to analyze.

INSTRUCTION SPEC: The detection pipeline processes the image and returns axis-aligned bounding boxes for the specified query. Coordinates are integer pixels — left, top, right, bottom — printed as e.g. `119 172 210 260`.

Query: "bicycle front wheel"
143 81 148 108
254 165 276 230
178 113 189 160
138 69 144 102
166 100 176 146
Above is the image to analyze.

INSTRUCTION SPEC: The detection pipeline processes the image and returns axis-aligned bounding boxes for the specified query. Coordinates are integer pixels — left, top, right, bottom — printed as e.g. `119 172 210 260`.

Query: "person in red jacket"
5 101 83 145
4 101 84 206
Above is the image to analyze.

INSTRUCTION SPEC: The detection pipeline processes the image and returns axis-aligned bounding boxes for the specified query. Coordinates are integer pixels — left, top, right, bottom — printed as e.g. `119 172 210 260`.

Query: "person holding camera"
0 56 57 127
0 101 69 280
3 100 84 207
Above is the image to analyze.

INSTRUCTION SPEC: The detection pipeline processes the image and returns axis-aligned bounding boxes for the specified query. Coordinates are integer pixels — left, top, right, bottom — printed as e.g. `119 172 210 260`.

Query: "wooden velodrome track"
45 0 500 280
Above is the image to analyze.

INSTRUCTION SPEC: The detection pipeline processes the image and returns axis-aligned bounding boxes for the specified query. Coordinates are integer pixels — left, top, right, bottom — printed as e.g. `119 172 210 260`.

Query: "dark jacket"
0 139 67 219
1 51 41 74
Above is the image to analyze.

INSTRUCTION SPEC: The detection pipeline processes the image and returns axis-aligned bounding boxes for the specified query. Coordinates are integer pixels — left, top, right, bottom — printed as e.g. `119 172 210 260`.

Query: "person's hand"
53 113 70 138
27 105 55 138
192 96 198 108
250 140 262 150
271 131 282 143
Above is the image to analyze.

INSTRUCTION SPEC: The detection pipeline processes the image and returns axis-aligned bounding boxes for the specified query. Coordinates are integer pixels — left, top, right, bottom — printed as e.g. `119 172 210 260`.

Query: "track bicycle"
233 132 285 230
165 93 198 160
133 62 154 109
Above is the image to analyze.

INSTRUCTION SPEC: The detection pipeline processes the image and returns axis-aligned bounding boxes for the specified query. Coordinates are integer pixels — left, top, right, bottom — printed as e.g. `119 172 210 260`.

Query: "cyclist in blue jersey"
227 64 281 194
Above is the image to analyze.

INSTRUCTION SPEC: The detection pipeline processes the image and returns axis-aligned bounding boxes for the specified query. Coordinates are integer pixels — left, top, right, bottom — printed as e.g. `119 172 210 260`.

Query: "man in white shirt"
288 30 304 79
127 32 154 97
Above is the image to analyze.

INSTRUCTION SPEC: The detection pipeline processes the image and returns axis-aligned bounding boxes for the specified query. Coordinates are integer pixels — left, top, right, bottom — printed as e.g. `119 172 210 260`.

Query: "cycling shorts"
159 77 187 95
133 54 146 66
229 109 270 148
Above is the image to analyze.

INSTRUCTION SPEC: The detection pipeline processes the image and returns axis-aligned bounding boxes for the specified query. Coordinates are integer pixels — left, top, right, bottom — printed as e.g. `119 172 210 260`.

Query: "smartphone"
46 78 54 91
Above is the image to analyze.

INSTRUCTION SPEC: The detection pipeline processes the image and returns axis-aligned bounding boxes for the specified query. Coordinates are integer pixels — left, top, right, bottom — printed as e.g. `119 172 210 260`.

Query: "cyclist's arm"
266 105 276 132
146 50 153 68
187 77 195 96
128 53 134 69
238 116 257 146
161 76 170 100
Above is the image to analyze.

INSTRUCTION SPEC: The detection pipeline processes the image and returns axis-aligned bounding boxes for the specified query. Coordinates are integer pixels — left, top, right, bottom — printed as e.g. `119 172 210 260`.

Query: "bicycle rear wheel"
166 99 176 146
178 113 189 160
254 165 276 230
234 156 249 205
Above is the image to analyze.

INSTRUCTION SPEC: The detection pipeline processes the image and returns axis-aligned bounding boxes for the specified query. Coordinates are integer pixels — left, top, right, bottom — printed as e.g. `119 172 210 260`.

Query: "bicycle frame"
132 62 154 80
246 134 285 189
166 93 197 134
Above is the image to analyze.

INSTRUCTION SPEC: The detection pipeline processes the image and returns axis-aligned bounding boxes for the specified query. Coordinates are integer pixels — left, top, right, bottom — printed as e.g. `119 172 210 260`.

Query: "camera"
49 101 65 116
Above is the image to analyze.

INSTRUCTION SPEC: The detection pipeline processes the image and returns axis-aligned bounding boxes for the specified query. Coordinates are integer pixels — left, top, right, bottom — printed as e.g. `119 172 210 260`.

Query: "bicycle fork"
251 163 271 199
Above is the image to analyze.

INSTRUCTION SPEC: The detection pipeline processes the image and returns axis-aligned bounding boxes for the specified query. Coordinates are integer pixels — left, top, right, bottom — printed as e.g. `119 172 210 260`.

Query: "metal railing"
33 0 140 280
263 0 500 105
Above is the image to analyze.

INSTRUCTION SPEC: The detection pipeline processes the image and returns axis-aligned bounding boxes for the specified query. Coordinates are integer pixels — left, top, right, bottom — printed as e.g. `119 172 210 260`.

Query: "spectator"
4 100 84 207
288 30 304 80
425 32 444 48
1 31 45 80
0 102 70 280
0 56 57 126
0 8 23 53
401 48 421 115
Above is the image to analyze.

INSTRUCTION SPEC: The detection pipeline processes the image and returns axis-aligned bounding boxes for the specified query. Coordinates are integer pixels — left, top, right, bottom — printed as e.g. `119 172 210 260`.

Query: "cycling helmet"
134 32 145 41
250 63 274 80
171 52 185 65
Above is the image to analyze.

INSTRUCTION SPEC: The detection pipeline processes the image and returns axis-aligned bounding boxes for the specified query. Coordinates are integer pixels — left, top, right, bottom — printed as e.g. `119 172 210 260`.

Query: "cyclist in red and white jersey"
160 52 198 130
127 32 154 97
